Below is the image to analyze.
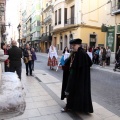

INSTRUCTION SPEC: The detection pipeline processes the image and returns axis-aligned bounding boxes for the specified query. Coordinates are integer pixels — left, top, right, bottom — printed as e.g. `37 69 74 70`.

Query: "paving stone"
104 115 120 120
13 109 41 120
94 108 115 119
78 113 102 120
32 95 53 102
46 99 58 106
55 113 73 120
25 97 33 103
38 105 61 115
28 115 58 120
26 101 47 109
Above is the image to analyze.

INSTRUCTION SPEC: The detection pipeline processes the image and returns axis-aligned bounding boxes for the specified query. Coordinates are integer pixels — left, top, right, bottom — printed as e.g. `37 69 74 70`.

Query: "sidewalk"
6 68 120 120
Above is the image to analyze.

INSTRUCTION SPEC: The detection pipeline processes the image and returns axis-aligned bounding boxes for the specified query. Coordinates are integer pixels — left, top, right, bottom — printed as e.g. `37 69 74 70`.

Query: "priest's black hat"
69 38 82 44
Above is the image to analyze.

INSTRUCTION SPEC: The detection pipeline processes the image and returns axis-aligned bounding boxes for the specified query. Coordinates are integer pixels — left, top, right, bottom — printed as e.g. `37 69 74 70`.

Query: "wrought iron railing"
42 32 52 37
112 2 120 14
64 17 75 25
44 15 52 23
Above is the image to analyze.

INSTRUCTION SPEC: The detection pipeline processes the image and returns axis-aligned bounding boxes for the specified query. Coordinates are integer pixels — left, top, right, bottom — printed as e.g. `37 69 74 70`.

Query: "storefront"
106 26 115 52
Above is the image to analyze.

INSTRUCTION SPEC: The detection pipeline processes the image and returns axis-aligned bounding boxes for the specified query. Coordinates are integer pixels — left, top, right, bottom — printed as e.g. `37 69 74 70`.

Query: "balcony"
64 17 76 25
42 32 52 37
42 2 53 13
112 2 120 14
44 15 52 23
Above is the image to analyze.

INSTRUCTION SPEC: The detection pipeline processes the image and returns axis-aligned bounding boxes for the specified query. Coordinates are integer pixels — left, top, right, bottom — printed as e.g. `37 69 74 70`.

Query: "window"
71 5 75 24
60 36 63 50
118 0 120 9
36 32 40 37
64 8 67 24
49 24 51 34
46 26 47 34
37 21 40 26
58 9 61 24
112 0 120 11
55 10 57 25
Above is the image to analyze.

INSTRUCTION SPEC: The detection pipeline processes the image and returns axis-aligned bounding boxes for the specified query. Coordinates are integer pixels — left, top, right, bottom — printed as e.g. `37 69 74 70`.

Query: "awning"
41 36 52 42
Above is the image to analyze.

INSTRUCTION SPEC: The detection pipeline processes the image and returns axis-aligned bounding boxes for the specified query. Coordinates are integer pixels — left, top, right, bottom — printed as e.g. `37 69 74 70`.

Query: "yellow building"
40 0 53 53
51 0 106 54
40 0 120 59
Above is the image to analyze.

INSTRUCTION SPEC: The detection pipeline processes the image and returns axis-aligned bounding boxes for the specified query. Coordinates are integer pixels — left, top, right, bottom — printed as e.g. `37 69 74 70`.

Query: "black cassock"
61 58 70 100
62 47 93 113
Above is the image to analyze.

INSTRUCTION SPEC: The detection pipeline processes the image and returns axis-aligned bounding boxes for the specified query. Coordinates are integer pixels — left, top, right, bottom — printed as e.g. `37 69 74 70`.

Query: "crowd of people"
86 46 111 67
1 41 37 80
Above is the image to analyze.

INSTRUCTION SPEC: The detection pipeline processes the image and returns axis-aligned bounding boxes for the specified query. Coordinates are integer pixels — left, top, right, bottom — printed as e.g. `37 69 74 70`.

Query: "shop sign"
117 25 120 33
106 26 115 52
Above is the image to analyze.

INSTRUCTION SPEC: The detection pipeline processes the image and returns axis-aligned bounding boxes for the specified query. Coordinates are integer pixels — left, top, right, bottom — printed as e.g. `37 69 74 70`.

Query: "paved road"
22 54 120 117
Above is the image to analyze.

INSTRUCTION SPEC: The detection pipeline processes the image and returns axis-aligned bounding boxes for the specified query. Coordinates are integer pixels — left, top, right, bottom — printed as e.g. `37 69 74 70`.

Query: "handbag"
23 57 28 63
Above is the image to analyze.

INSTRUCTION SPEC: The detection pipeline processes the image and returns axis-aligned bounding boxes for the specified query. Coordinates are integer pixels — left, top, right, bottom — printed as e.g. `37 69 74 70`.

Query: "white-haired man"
8 40 22 80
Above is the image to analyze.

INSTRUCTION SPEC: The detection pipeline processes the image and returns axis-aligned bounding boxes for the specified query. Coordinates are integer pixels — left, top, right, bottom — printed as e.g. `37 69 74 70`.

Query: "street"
22 53 120 117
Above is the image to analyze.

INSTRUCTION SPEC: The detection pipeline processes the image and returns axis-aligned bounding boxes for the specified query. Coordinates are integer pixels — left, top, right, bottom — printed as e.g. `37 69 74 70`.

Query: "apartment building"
52 0 81 54
30 0 41 50
0 0 6 43
40 0 53 53
21 10 27 45
52 0 107 54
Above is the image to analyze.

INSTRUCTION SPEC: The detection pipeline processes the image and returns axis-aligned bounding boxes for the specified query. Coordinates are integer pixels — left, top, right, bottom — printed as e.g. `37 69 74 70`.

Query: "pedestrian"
47 45 58 70
56 46 70 71
99 47 103 66
23 44 32 76
101 47 106 67
6 44 11 50
8 40 22 80
61 38 93 113
116 46 120 60
106 46 111 66
87 47 93 60
94 47 99 64
31 48 37 71
1 43 10 72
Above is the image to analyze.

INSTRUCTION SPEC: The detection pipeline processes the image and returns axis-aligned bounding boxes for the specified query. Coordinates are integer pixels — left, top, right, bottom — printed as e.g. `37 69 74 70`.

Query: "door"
54 37 57 47
90 34 96 48
116 34 120 52
45 42 47 53
64 35 68 48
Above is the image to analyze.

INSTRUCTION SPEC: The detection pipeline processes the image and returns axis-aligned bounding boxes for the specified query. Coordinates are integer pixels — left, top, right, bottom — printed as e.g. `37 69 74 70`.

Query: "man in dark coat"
61 38 93 113
23 44 32 76
8 40 22 80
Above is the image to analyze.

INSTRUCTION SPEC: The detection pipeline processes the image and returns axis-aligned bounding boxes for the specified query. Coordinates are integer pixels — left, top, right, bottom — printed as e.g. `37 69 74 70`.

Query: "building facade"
0 0 6 43
40 0 53 53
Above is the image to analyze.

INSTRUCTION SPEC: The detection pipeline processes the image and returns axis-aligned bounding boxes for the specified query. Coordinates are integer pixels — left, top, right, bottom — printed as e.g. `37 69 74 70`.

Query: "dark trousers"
5 64 10 72
25 60 32 75
10 63 22 80
106 57 110 65
31 60 34 70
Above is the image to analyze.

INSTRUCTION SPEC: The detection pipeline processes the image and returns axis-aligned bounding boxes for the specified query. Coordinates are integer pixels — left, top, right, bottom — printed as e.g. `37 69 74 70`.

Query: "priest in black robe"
61 38 93 113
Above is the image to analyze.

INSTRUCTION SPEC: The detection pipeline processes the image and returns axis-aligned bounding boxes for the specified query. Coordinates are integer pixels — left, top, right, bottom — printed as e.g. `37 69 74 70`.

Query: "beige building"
39 0 120 61
0 0 6 43
40 0 53 52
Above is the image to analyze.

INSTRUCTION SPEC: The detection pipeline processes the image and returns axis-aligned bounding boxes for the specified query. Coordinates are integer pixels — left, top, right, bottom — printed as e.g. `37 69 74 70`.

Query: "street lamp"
17 24 21 47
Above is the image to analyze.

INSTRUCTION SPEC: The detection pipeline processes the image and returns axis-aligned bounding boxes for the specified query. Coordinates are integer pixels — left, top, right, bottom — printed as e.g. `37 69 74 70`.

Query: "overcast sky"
6 0 20 43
